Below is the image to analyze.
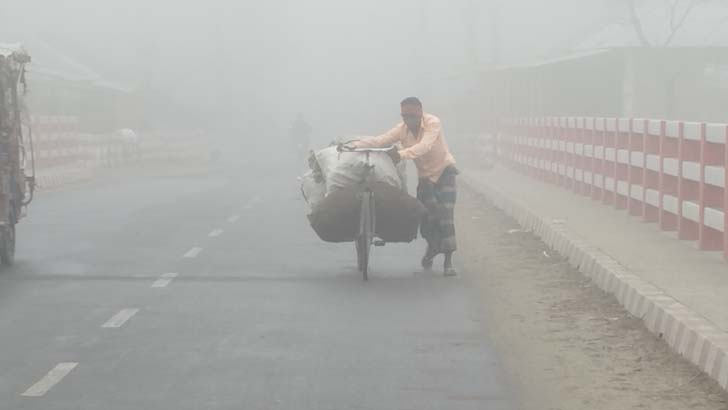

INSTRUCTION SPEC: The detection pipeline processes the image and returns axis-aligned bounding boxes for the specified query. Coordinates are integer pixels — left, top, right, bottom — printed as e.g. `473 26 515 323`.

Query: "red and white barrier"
28 116 211 190
499 117 728 260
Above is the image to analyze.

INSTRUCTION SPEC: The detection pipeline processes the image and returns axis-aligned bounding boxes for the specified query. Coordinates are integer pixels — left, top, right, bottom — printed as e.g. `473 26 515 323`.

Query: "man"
350 97 459 276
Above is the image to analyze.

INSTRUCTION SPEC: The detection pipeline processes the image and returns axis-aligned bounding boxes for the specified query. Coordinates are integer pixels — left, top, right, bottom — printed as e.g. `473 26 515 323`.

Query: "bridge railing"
499 117 728 260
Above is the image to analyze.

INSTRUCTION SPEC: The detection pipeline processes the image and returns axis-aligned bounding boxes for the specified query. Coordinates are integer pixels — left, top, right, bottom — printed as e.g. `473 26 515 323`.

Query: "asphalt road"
0 158 515 409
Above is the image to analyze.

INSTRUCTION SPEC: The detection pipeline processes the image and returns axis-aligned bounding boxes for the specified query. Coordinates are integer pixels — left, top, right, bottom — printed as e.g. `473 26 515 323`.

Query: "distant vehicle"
0 44 36 265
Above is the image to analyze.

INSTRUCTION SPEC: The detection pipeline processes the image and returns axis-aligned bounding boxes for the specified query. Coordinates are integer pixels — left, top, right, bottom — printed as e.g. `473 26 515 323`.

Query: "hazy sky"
1 0 612 139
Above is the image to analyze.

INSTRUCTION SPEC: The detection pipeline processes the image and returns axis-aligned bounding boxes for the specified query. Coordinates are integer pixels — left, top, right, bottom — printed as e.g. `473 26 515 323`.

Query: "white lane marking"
183 247 203 258
22 362 78 397
227 214 240 223
208 229 224 238
102 308 140 328
152 272 178 288
241 196 262 210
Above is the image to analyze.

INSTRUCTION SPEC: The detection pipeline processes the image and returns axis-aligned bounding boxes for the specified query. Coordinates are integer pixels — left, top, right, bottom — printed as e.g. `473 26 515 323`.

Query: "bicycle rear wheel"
356 191 374 280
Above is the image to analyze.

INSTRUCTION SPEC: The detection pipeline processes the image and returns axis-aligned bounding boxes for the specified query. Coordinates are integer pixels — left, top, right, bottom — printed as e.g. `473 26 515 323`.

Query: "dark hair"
400 97 422 108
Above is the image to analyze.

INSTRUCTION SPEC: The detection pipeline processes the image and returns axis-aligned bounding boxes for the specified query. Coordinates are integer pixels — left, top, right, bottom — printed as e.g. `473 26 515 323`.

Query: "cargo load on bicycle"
301 142 426 244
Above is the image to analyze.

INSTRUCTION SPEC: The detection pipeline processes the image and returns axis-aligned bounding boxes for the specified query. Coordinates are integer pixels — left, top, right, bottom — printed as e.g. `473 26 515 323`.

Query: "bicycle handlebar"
337 144 395 153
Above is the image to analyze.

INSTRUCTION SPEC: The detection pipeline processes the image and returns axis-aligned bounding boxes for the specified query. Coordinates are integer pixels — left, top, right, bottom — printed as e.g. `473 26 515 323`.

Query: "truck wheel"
1 207 16 267
0 223 15 267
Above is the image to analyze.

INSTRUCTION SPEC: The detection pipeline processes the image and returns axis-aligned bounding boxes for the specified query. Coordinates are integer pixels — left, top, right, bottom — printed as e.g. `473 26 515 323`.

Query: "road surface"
0 159 515 410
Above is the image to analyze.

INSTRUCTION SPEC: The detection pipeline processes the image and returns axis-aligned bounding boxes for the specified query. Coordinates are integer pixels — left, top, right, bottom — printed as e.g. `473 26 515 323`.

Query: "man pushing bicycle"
346 97 459 276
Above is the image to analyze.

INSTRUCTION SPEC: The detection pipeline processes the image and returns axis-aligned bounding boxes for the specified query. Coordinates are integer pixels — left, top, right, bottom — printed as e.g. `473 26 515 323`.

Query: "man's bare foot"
421 246 436 270
421 254 435 270
444 252 456 276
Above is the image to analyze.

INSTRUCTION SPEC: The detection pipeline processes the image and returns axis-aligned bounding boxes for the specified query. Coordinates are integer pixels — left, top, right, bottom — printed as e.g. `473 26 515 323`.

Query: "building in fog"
476 2 728 125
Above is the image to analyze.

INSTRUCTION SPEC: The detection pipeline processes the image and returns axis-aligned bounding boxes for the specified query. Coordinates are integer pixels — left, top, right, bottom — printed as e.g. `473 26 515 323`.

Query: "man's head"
400 97 423 132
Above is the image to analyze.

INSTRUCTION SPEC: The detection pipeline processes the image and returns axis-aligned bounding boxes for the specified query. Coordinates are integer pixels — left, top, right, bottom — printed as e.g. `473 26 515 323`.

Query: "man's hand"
387 147 401 164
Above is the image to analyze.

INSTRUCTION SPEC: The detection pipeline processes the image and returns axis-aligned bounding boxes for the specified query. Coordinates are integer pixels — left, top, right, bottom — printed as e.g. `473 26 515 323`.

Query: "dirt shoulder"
458 186 728 410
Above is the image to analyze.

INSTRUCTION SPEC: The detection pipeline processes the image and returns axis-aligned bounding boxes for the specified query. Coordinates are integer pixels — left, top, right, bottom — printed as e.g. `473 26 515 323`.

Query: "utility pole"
416 0 431 93
486 0 502 66
463 0 480 68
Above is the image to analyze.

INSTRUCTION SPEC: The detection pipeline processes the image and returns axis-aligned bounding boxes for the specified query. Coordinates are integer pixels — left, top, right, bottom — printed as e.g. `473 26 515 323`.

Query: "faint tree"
622 0 706 46
461 0 503 67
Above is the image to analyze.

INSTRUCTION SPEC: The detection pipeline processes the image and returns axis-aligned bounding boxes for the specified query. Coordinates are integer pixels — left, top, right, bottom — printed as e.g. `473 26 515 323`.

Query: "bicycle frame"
338 145 394 280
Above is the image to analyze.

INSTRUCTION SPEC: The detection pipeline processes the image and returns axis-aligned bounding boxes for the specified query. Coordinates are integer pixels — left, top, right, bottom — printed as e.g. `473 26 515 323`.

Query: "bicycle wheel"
357 190 374 280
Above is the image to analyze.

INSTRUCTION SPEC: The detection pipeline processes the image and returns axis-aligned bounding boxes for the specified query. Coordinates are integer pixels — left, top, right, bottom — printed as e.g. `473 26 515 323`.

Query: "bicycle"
337 145 396 280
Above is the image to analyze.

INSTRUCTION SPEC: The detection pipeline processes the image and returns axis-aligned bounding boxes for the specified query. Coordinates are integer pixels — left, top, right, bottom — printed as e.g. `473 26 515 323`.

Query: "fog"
1 0 620 142
2 0 728 157
4 2 728 407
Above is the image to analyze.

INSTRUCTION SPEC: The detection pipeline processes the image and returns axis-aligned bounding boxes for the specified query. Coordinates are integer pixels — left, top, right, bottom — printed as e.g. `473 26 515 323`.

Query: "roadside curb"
461 173 728 391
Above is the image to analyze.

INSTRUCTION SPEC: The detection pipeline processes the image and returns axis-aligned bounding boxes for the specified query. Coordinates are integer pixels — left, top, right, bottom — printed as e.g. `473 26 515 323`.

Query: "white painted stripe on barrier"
631 184 644 200
559 141 567 152
619 118 631 131
706 124 727 144
646 189 660 207
567 142 575 153
705 208 725 232
705 166 725 188
646 155 661 172
567 167 574 178
584 171 592 182
605 177 616 192
648 120 663 135
606 118 617 132
605 148 616 162
684 122 702 141
631 152 645 167
617 149 630 165
666 121 680 138
594 174 604 188
594 146 604 160
558 164 566 175
682 161 701 182
663 194 679 215
584 145 594 158
575 169 583 181
633 119 646 134
575 143 584 155
663 158 680 177
681 201 701 223
617 181 629 196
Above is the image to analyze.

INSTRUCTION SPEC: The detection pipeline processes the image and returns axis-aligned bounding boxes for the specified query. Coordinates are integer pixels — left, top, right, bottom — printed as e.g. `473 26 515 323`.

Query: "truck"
0 44 35 266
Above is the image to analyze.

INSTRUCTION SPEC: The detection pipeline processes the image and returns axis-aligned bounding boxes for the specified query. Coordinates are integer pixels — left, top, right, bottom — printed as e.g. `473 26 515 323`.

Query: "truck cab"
0 44 35 266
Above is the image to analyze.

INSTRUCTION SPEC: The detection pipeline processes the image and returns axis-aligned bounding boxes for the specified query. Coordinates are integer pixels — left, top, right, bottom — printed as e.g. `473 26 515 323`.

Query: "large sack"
300 170 326 210
315 146 402 194
308 182 426 243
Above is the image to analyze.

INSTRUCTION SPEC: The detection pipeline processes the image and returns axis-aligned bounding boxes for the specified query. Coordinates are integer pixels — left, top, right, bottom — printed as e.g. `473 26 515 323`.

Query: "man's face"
401 104 423 132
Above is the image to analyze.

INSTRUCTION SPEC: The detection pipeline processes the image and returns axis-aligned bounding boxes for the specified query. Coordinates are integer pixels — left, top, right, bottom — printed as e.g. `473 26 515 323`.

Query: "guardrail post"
659 121 678 231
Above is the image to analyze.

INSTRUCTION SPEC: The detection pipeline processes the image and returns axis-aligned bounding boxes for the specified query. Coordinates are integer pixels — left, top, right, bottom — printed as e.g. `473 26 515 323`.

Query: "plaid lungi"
416 166 459 253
